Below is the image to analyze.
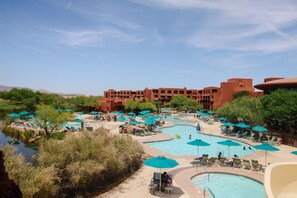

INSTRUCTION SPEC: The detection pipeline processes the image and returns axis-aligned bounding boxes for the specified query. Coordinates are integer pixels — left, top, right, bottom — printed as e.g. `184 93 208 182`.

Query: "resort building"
254 77 297 94
99 78 263 112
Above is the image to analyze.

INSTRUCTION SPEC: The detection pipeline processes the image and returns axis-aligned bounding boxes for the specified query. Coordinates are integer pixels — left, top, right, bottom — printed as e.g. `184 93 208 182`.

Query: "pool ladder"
204 187 215 198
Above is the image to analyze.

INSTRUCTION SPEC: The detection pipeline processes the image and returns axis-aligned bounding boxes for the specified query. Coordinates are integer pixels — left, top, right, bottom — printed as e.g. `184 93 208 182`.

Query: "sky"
1 0 297 95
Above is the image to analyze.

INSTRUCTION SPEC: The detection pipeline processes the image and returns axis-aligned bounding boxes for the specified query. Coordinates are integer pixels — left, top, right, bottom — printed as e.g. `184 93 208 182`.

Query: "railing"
196 162 210 181
204 187 215 198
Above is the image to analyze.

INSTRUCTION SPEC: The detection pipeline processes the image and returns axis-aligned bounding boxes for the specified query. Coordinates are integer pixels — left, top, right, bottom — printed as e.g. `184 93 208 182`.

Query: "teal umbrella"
221 121 235 127
207 111 214 114
128 116 135 119
65 108 72 112
252 126 268 132
26 114 35 119
130 121 142 125
217 140 241 160
74 118 84 123
236 122 250 128
127 112 135 115
111 111 124 115
90 111 98 115
144 156 179 192
187 139 210 159
291 151 297 156
118 116 128 122
56 109 63 113
8 113 20 118
253 142 280 165
19 111 29 116
76 112 84 115
218 117 226 121
144 118 156 125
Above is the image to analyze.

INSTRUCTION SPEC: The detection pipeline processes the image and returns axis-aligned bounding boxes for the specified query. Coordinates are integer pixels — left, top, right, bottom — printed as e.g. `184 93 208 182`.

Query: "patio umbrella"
127 112 135 115
207 111 214 114
8 113 20 118
218 117 226 121
76 112 84 115
56 109 63 113
118 116 128 122
252 126 268 132
144 118 156 125
187 139 210 160
128 116 135 119
90 111 98 115
291 151 297 156
144 156 179 192
74 118 84 130
253 142 280 166
217 140 241 160
221 122 235 127
236 122 250 128
19 111 29 116
130 121 142 125
26 114 35 119
65 108 72 112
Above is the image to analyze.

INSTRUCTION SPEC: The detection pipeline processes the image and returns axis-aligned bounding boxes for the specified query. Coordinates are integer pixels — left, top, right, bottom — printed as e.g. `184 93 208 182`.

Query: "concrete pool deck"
91 115 297 198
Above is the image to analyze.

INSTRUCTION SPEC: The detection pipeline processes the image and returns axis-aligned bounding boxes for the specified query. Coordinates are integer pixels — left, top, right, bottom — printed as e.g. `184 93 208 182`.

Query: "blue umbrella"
236 122 250 128
221 121 235 127
8 113 20 118
291 151 297 156
128 116 135 119
90 111 98 115
144 118 156 125
253 142 280 165
217 140 241 160
196 123 201 131
252 126 268 132
187 139 210 159
218 117 226 121
144 156 179 192
130 121 142 125
19 111 29 116
74 118 84 123
118 116 128 122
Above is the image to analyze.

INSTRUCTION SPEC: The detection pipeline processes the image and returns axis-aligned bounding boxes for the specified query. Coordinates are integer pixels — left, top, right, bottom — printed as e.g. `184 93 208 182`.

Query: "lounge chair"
251 160 263 172
207 157 217 166
270 138 282 146
268 137 277 144
200 154 209 166
233 158 242 168
243 159 251 170
151 172 161 189
218 157 227 167
239 131 249 138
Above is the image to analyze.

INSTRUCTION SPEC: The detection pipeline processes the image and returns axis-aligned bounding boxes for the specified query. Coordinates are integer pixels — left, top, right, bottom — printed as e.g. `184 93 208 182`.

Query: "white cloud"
132 0 297 53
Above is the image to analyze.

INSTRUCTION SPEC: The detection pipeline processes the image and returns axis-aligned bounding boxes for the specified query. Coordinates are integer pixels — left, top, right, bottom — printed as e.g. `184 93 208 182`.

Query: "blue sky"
1 0 297 95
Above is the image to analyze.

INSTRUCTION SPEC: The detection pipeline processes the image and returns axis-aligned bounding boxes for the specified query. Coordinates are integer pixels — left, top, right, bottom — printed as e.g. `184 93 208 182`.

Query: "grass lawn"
0 99 24 111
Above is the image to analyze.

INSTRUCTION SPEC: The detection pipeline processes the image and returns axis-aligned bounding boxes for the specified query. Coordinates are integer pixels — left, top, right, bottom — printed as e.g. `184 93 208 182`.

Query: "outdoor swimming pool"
145 125 255 157
192 173 265 198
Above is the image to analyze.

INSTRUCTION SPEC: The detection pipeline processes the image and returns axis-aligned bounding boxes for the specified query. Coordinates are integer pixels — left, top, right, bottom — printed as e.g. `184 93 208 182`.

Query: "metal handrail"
197 161 210 181
204 187 215 198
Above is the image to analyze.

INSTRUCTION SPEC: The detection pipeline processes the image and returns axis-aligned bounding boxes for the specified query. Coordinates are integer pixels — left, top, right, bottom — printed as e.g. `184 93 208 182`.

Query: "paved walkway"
93 115 296 198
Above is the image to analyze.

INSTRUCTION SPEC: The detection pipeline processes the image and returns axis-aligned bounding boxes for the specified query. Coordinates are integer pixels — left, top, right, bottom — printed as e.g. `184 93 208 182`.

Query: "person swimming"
189 134 192 139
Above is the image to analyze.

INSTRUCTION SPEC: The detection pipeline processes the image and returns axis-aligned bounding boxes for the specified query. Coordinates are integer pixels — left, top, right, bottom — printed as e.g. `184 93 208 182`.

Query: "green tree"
124 100 140 112
261 89 297 130
169 95 202 111
233 91 250 99
70 96 101 112
34 105 74 135
216 96 263 124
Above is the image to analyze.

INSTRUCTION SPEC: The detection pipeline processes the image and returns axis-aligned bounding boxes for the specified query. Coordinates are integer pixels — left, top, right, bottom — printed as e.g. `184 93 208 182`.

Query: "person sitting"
161 172 172 192
218 152 222 160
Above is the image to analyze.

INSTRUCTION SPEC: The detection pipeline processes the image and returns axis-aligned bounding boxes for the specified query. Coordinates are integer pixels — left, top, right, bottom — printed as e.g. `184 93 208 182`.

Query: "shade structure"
291 151 297 156
253 143 280 166
144 155 179 192
144 118 156 125
196 123 201 131
217 140 241 160
221 121 235 127
8 113 20 118
130 121 142 125
252 126 268 132
74 118 84 123
26 114 35 119
236 122 250 128
218 117 226 121
118 116 128 122
19 111 29 116
90 111 98 115
187 139 210 159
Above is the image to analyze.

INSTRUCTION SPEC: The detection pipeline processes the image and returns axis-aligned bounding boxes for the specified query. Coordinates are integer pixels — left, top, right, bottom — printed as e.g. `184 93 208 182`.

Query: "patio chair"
232 158 242 168
251 160 263 172
207 157 217 166
271 138 282 146
242 159 251 170
151 172 161 189
200 154 209 166
218 157 227 167
268 137 277 145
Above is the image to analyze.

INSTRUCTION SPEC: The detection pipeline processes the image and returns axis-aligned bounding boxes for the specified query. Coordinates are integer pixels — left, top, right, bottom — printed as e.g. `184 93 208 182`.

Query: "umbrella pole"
159 168 162 192
265 151 267 166
228 146 230 161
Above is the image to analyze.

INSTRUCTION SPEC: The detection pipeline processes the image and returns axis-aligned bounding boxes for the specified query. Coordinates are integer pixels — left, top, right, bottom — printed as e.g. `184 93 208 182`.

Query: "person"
161 172 171 192
249 146 252 150
189 134 192 139
243 146 246 150
218 152 222 160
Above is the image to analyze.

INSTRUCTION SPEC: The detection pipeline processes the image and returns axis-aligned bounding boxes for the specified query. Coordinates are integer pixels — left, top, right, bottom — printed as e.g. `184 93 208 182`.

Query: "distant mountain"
0 85 85 96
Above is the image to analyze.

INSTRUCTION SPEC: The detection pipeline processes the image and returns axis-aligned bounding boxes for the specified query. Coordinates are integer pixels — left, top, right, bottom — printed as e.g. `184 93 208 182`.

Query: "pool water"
192 173 266 198
146 125 255 157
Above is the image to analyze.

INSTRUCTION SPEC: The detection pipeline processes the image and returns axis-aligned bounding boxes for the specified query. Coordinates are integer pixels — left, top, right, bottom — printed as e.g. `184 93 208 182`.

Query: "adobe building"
254 77 297 94
99 78 263 112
